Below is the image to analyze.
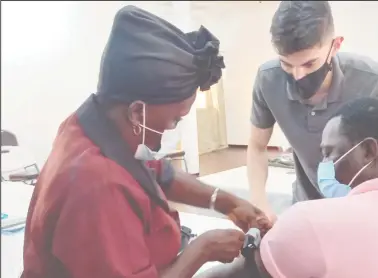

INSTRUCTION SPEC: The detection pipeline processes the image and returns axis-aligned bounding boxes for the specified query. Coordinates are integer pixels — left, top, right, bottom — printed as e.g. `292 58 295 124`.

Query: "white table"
1 146 39 184
180 212 239 274
1 181 33 278
1 146 38 173
1 165 295 277
1 181 236 277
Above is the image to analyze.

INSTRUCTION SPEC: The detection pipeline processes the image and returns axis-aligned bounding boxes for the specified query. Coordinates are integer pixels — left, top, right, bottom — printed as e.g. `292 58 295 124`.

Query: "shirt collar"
349 178 378 195
75 94 169 211
286 55 345 110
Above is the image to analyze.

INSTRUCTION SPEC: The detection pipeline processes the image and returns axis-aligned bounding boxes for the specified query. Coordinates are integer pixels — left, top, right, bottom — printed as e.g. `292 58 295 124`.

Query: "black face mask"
287 41 334 99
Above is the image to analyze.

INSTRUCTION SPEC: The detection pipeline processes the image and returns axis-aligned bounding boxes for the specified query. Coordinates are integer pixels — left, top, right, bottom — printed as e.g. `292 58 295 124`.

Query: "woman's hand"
165 171 274 235
227 200 273 235
195 229 245 264
159 229 245 278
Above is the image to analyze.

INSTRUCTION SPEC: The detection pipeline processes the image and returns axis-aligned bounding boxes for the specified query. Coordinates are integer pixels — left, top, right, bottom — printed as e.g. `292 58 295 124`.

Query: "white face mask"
134 103 165 161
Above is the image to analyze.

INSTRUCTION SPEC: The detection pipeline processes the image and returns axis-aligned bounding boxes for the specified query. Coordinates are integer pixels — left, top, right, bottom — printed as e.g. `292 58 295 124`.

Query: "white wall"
3 1 378 169
1 1 201 173
200 1 378 146
2 1 122 166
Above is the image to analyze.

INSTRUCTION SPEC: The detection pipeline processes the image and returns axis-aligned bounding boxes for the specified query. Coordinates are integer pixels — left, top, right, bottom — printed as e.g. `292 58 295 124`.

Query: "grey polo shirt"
250 52 378 202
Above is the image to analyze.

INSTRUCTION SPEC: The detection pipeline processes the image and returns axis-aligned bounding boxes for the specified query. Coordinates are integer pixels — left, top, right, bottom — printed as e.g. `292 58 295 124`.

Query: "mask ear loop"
143 126 163 135
141 103 146 145
325 39 335 69
334 140 365 165
139 103 163 137
348 159 375 186
340 137 378 186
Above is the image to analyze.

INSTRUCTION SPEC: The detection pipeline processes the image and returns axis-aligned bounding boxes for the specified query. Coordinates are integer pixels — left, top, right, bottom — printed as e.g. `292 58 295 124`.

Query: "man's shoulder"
338 52 378 77
258 59 282 72
255 59 286 90
288 195 366 229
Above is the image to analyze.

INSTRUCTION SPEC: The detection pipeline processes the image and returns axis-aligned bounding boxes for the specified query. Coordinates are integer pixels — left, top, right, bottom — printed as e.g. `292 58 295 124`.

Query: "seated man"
198 97 378 278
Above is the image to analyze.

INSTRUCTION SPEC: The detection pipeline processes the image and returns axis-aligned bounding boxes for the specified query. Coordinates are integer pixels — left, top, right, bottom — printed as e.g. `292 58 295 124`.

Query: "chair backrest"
1 130 19 146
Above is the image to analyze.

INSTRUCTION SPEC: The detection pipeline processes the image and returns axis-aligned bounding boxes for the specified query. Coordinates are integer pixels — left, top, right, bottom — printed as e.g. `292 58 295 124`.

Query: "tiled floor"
198 146 281 176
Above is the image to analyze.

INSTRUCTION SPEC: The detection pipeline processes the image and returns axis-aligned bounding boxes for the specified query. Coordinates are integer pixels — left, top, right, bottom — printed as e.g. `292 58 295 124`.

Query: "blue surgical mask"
134 103 165 161
317 138 376 198
317 161 351 198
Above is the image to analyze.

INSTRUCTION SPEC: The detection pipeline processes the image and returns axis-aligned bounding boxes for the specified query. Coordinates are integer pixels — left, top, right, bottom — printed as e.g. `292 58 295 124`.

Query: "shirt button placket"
307 109 318 132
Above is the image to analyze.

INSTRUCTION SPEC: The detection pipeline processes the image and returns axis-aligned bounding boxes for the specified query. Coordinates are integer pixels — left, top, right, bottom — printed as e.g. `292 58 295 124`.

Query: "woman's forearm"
159 239 209 278
166 170 239 215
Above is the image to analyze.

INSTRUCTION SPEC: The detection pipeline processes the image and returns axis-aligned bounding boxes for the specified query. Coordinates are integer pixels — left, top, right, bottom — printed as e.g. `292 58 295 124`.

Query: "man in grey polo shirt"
247 1 378 220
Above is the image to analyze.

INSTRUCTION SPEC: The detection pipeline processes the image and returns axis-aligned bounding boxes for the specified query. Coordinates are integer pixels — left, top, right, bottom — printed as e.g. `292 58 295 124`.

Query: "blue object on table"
2 213 26 234
2 225 25 235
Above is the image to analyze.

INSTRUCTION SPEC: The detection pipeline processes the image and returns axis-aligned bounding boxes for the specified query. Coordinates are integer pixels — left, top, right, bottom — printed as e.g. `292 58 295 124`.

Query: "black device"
180 225 197 252
241 228 261 260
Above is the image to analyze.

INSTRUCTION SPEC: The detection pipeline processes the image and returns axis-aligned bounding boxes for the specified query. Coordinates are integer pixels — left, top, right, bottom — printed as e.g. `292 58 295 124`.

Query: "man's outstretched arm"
193 251 271 278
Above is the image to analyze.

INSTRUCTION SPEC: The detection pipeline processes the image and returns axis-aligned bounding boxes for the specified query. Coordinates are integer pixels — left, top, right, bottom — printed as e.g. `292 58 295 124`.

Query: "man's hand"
252 196 277 224
165 169 275 231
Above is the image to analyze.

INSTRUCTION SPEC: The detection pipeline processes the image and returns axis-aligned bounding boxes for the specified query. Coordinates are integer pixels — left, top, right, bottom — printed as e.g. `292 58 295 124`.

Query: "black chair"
1 130 19 146
162 150 189 173
1 130 39 185
8 172 39 185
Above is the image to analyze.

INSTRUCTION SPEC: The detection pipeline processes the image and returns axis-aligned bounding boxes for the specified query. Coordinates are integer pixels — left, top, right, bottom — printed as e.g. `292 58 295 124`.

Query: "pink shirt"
260 178 378 278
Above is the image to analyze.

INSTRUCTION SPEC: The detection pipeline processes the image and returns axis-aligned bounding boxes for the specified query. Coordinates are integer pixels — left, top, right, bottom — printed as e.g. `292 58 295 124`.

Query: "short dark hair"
270 1 334 56
332 97 378 143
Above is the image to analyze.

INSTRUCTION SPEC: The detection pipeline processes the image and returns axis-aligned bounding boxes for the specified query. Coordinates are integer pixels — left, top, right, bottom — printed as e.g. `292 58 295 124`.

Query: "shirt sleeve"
259 203 327 278
371 80 378 97
52 168 158 278
250 68 276 129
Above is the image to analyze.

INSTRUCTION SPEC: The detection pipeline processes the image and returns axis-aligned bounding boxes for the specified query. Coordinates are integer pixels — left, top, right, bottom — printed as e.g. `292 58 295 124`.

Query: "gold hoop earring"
133 125 142 136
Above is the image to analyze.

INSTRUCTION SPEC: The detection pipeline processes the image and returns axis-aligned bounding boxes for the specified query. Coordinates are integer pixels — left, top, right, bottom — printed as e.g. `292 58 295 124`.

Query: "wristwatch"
180 225 197 252
241 228 261 260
